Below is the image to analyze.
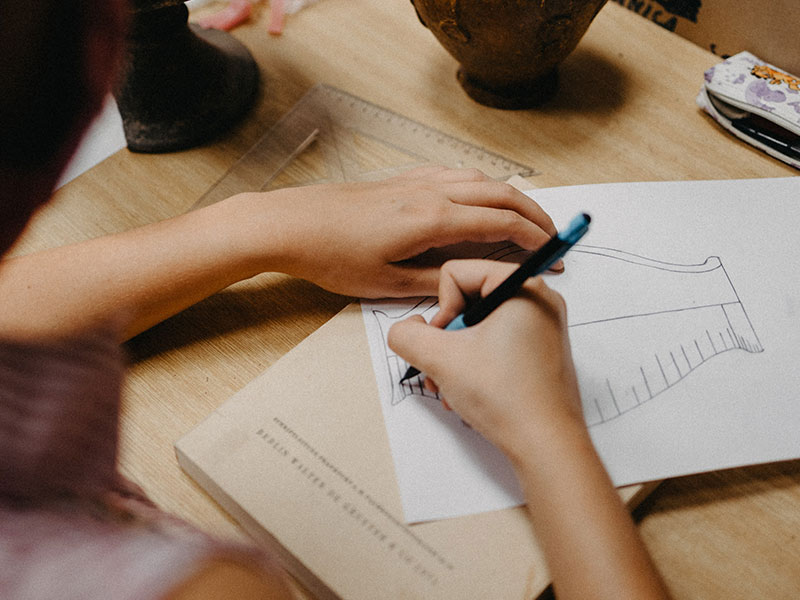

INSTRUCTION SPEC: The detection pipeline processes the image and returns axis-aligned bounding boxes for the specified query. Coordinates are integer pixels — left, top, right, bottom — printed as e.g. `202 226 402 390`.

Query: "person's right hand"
389 260 672 600
387 259 585 462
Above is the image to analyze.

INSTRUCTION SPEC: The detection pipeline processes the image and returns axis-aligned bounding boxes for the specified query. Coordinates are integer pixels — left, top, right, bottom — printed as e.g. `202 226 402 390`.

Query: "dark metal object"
114 0 260 153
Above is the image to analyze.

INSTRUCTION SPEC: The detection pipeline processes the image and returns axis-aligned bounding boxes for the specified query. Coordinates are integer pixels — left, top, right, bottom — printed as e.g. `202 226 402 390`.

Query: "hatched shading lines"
388 353 439 402
583 302 763 426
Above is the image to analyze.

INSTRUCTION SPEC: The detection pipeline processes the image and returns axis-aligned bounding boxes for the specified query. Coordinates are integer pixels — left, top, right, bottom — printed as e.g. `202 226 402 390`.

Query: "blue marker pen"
399 213 591 382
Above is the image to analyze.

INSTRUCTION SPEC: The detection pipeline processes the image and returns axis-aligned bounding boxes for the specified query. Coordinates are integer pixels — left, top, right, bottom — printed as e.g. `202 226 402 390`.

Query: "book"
178 176 800 598
176 302 654 599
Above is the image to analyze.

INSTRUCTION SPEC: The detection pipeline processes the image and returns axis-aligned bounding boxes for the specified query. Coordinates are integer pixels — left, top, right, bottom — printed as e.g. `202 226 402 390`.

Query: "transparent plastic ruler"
193 83 536 209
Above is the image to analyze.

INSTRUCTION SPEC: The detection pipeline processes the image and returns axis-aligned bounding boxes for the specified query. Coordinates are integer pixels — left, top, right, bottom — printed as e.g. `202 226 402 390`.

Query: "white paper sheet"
362 177 800 523
57 95 126 189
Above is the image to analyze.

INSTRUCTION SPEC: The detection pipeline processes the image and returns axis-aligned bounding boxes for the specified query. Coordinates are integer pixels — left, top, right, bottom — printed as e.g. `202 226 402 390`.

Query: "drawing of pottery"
409 0 608 108
369 245 763 425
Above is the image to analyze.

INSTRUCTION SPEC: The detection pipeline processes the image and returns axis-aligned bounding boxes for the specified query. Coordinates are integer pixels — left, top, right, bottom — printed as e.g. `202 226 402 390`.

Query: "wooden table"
15 1 800 598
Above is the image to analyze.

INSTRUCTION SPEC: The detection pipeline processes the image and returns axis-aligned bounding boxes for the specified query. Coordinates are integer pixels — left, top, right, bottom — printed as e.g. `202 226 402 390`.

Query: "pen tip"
400 367 420 383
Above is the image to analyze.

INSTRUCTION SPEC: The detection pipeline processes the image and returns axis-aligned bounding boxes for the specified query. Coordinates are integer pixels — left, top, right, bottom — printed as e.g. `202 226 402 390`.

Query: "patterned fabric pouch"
697 51 800 169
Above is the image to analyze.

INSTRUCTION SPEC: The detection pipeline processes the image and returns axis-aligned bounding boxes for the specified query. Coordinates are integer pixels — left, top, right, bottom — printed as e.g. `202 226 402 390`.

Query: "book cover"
175 303 651 599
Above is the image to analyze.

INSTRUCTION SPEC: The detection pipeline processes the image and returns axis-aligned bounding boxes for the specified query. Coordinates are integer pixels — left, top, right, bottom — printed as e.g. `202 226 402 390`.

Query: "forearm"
0 195 278 342
0 169 559 342
508 419 670 600
387 261 665 596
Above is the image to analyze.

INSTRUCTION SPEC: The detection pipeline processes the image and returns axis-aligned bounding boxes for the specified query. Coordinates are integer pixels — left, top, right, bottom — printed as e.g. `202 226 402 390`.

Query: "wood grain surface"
12 1 799 598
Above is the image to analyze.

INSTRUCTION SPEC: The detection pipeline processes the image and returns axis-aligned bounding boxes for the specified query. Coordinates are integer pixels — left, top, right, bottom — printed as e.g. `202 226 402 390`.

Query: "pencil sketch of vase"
369 245 763 427
409 0 608 108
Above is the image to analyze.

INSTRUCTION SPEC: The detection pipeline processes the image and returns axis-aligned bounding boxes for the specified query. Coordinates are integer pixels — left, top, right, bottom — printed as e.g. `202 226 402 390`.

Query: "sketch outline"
368 244 763 427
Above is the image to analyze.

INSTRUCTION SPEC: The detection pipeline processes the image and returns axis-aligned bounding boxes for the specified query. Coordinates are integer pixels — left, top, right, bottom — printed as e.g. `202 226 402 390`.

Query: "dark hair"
0 1 93 168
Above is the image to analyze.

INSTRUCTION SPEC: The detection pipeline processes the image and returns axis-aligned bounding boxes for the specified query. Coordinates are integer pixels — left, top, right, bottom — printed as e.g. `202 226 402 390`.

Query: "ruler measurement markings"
192 84 536 210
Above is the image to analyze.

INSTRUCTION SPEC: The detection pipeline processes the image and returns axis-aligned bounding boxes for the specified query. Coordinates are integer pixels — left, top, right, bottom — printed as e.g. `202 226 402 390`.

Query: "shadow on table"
125 274 350 362
540 46 630 116
633 459 800 518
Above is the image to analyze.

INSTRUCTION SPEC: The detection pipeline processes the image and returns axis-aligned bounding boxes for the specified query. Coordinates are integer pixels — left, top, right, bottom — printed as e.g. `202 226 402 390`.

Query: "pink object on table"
268 0 286 35
196 0 253 31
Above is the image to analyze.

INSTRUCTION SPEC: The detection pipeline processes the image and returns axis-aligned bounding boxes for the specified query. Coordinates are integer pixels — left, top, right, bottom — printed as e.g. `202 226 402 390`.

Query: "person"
0 2 557 344
0 1 668 598
388 260 671 599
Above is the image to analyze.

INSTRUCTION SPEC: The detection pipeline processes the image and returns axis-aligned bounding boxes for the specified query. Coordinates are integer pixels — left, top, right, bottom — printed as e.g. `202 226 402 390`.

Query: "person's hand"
226 166 558 298
389 260 672 600
387 259 584 460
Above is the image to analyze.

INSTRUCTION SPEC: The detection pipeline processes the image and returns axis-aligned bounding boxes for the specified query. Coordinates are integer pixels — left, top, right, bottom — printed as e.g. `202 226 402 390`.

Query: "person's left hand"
223 166 557 298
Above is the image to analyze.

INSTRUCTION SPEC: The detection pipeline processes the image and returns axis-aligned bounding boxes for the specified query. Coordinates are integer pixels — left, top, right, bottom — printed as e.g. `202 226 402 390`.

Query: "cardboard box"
613 0 800 76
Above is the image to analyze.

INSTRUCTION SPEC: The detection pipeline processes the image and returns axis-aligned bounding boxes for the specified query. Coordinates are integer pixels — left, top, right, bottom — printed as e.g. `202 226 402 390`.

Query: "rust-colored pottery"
410 0 608 109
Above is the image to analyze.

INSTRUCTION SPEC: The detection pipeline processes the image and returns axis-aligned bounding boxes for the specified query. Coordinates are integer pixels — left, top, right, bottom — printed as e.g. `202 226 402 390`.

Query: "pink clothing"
0 330 266 599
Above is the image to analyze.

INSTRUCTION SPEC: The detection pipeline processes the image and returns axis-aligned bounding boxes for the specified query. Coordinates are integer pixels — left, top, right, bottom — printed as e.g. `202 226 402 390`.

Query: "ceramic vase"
114 0 259 152
410 0 608 109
